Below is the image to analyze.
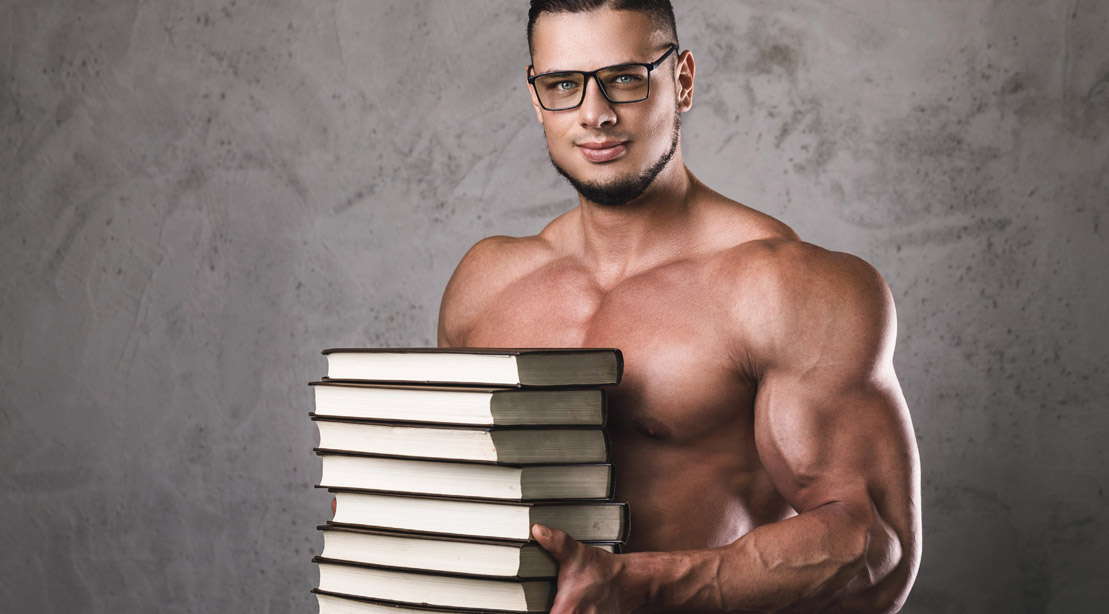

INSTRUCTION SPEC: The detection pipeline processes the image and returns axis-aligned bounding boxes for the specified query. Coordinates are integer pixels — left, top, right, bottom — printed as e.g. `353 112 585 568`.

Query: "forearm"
622 502 905 614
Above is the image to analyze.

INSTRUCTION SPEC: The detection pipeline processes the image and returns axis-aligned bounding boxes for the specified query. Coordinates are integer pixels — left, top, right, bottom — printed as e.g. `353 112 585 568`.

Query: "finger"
532 523 585 564
331 497 336 517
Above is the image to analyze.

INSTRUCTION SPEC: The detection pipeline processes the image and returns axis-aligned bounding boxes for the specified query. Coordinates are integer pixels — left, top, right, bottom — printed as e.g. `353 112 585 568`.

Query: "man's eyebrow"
534 58 645 74
534 67 578 75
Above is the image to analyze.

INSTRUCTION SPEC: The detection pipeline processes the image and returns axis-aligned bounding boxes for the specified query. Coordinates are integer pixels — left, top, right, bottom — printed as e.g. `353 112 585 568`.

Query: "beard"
548 109 681 208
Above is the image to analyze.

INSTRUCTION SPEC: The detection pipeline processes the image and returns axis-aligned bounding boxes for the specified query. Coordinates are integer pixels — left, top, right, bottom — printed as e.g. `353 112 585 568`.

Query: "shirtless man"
436 2 921 612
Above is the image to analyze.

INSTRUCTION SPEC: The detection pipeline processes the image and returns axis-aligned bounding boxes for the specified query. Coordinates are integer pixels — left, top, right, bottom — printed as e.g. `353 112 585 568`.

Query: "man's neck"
574 163 700 288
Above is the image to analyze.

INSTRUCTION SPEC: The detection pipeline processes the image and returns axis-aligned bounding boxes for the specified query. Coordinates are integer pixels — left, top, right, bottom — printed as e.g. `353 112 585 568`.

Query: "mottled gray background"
1 0 1106 612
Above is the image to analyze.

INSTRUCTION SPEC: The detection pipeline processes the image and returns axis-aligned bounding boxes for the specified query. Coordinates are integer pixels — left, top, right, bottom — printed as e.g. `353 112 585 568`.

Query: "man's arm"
534 242 921 613
438 232 560 348
437 235 514 348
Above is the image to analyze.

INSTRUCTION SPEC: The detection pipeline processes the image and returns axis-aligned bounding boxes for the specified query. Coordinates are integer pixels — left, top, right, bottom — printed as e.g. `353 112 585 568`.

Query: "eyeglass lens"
533 65 650 110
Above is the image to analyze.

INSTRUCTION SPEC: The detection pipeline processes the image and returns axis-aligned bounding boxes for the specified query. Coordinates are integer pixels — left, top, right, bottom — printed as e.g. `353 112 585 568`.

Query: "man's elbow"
834 514 919 614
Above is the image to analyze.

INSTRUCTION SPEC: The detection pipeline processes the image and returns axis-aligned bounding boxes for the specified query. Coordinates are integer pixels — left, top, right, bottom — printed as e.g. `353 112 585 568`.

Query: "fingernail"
535 524 551 538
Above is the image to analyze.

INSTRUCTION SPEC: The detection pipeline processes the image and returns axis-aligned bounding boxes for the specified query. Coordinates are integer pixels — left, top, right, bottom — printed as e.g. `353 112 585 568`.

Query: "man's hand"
532 524 645 614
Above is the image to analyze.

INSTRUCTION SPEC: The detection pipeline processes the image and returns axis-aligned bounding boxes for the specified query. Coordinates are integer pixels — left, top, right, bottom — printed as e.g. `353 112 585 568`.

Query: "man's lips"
577 140 628 163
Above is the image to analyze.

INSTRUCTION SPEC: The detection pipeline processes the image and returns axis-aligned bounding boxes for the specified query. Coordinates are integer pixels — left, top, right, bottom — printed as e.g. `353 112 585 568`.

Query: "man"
436 1 921 612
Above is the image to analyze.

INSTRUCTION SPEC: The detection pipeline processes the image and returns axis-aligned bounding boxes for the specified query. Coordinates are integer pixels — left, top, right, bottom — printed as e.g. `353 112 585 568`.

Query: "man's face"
528 9 687 206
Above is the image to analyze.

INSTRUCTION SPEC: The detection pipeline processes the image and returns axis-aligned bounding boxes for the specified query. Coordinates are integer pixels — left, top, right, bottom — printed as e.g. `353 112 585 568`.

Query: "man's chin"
559 172 652 208
545 109 681 207
550 145 676 208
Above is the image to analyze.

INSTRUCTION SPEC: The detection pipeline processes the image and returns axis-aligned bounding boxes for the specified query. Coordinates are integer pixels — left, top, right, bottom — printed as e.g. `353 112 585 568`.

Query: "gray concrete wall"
1 0 1105 612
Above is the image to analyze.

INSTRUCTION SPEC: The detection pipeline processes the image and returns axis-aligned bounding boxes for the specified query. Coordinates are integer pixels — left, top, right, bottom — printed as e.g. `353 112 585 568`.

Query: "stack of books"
308 348 629 614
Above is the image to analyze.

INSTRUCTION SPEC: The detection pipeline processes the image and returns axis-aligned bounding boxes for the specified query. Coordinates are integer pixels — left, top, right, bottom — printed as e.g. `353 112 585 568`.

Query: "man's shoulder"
687 190 895 358
452 208 582 280
437 221 570 346
718 237 890 309
711 237 895 361
719 235 868 273
451 230 562 288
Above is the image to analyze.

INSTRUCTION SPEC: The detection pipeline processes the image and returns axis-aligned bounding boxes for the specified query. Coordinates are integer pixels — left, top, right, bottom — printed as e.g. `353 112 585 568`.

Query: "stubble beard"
547 108 681 208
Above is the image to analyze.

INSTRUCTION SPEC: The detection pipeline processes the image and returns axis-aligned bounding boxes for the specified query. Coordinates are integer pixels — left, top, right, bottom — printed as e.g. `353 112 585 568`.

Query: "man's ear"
676 50 695 112
526 66 545 124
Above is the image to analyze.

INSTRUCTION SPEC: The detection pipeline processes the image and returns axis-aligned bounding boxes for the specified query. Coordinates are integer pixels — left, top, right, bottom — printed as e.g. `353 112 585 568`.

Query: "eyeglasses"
528 45 678 111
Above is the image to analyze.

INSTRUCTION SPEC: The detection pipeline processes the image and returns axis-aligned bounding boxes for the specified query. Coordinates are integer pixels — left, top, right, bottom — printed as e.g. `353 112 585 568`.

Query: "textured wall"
1 0 1106 612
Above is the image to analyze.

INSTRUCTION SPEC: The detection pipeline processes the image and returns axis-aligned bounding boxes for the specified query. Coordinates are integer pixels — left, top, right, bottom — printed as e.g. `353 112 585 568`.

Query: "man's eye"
552 80 578 91
605 73 644 87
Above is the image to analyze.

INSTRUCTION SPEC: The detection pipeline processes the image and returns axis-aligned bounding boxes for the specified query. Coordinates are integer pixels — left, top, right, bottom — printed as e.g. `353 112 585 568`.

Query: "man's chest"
463 263 756 444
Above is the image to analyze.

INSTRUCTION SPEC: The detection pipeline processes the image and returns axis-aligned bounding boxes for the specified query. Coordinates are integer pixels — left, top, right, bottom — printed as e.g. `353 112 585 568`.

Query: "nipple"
633 416 673 440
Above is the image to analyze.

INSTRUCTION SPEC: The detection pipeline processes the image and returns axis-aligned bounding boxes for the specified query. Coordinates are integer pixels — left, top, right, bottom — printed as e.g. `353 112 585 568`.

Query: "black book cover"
325 488 631 543
309 382 609 426
319 347 624 388
312 588 531 614
317 523 623 551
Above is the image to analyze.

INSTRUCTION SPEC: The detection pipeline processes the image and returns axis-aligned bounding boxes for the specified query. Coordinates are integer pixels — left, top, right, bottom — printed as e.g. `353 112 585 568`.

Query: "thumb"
532 523 583 564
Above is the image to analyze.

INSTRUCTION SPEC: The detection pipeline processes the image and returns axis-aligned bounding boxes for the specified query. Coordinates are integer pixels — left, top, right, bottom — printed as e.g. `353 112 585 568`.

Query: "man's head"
526 0 679 60
526 1 694 207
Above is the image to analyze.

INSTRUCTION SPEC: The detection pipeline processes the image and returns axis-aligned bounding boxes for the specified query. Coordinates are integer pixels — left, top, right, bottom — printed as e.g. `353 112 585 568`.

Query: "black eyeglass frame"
527 44 679 111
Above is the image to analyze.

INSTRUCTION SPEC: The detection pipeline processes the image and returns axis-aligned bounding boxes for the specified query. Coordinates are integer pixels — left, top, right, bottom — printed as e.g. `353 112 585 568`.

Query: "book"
317 453 614 500
322 348 623 387
311 381 606 426
330 490 630 542
308 346 631 611
313 416 609 464
314 590 481 614
318 525 618 578
315 559 554 613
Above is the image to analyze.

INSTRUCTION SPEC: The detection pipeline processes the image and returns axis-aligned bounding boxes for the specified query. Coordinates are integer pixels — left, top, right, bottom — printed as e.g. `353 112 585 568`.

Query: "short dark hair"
527 0 678 56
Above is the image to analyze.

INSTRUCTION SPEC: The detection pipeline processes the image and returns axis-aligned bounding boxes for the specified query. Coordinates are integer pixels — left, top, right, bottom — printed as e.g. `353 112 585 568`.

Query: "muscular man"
437 2 921 612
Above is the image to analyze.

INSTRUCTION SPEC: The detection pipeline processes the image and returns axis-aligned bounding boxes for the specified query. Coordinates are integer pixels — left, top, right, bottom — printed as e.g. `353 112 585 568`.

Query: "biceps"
752 368 918 517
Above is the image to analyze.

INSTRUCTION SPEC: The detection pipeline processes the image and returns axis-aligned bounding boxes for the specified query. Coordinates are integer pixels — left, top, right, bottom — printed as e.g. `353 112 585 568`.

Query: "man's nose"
578 76 617 128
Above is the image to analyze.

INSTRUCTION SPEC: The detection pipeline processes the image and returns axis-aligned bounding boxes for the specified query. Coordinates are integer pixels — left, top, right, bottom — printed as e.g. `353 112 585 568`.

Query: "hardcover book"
318 525 618 578
309 346 631 611
313 416 609 464
329 490 630 542
317 452 614 501
314 590 499 614
322 348 623 387
315 559 554 613
311 381 606 426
